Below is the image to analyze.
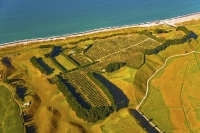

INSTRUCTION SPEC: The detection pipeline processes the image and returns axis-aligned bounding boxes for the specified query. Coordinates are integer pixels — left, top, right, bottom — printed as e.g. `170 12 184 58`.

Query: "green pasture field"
55 55 77 70
42 57 60 75
140 86 172 133
0 85 24 133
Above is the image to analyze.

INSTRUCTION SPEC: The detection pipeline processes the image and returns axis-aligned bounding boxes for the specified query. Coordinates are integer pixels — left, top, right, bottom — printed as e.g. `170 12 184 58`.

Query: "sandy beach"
1 12 200 49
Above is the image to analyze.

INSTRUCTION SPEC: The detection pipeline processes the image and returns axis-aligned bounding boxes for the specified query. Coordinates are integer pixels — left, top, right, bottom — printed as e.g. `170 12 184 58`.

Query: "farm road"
138 50 200 108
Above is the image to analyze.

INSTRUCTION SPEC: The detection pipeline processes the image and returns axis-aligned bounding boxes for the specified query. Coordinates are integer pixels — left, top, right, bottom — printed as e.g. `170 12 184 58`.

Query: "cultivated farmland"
69 53 91 65
84 34 148 60
63 71 111 107
55 54 77 70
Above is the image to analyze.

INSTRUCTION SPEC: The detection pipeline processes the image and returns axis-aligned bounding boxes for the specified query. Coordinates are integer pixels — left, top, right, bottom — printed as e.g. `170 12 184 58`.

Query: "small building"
22 101 31 108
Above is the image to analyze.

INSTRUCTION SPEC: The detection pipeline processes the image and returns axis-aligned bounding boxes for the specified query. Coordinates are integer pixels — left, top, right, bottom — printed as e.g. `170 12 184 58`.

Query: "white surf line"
96 38 150 61
137 50 200 109
1 12 200 48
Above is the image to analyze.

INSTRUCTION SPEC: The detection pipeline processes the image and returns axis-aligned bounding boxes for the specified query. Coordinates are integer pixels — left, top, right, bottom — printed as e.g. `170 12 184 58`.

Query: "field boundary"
136 50 200 133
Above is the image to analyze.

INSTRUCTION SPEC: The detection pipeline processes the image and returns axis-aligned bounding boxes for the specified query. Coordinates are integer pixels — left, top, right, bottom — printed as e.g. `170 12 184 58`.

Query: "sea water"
0 0 200 44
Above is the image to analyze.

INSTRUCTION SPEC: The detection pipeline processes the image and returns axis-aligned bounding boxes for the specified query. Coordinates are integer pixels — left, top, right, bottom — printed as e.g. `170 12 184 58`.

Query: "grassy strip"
68 32 135 45
87 72 116 109
38 44 53 48
30 56 54 75
67 61 99 73
90 32 136 40
61 53 79 66
55 75 114 123
138 30 163 42
50 57 67 73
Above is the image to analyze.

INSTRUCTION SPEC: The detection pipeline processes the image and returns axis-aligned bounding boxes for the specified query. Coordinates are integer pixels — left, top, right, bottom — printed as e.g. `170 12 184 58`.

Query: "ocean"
0 0 200 44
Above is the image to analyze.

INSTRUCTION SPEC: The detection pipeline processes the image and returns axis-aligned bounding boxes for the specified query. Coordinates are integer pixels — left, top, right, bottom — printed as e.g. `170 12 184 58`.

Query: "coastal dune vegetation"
0 17 200 133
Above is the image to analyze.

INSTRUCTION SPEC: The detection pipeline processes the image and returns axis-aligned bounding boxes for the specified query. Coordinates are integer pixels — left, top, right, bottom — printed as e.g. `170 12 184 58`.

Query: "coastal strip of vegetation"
66 61 99 73
38 44 53 49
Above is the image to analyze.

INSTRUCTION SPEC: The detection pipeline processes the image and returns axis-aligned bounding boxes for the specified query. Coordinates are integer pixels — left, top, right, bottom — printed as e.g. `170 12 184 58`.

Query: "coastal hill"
0 15 200 133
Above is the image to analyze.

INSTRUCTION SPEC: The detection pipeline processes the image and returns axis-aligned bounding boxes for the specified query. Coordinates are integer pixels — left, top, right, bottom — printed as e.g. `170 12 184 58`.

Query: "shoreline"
1 12 200 48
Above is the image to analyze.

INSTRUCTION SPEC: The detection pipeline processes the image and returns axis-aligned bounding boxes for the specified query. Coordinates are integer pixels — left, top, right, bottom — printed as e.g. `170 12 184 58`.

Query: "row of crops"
84 34 147 60
63 71 110 107
54 74 114 123
78 51 144 73
69 53 91 65
32 32 161 75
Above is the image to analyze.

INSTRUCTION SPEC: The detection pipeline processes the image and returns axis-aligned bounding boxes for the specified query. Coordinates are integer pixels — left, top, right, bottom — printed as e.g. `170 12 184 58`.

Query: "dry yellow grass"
145 52 200 132
103 67 138 107
100 109 146 133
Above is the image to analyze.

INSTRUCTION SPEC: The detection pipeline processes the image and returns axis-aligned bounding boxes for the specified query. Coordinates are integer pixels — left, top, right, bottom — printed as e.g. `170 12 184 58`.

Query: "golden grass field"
141 52 200 132
100 108 146 133
103 66 138 108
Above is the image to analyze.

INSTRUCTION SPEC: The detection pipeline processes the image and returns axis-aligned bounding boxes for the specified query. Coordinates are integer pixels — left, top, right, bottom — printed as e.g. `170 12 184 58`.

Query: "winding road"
137 50 200 108
136 50 200 132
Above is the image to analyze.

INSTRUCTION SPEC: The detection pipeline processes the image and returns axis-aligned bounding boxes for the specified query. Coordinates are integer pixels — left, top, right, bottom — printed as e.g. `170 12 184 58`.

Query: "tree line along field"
0 20 200 132
62 71 111 107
